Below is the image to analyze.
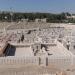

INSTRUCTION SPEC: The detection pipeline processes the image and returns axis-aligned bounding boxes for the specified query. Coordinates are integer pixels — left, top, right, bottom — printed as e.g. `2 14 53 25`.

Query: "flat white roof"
47 41 73 58
14 41 74 58
15 46 34 57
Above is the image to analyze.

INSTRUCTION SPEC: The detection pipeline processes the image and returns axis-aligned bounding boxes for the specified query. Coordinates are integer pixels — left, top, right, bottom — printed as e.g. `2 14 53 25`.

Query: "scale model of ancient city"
0 13 75 75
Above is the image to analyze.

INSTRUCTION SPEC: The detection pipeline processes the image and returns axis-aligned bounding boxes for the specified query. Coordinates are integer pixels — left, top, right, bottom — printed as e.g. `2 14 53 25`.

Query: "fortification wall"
0 56 74 70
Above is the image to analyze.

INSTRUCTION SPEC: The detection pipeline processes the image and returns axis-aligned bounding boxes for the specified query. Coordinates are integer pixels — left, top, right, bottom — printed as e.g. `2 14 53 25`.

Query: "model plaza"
0 20 75 75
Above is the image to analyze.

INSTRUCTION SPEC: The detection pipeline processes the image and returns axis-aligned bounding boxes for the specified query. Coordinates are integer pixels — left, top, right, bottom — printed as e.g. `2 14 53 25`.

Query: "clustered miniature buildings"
0 21 75 75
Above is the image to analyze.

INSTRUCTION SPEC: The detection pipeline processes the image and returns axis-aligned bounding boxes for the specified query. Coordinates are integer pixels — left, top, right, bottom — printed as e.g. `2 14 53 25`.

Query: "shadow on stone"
4 44 16 56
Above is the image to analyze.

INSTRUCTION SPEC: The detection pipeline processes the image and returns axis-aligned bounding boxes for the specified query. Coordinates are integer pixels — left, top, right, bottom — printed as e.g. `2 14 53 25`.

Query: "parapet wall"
0 57 39 65
0 56 74 70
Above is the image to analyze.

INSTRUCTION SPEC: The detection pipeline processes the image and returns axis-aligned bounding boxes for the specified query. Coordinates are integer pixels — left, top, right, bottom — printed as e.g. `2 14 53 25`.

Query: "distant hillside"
0 11 72 23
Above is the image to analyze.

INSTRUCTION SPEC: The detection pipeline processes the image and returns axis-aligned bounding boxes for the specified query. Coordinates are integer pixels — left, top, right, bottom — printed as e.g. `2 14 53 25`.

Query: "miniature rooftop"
6 40 73 57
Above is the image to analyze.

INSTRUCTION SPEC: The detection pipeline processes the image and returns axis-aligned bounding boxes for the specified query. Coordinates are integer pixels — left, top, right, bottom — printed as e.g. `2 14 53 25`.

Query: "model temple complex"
0 19 75 75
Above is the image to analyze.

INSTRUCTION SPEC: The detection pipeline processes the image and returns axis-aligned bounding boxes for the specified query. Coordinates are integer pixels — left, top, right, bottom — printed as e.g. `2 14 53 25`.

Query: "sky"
0 0 75 13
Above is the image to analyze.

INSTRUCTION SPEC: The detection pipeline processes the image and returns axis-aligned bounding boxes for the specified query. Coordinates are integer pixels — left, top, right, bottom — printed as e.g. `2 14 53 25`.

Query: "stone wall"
0 56 74 70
